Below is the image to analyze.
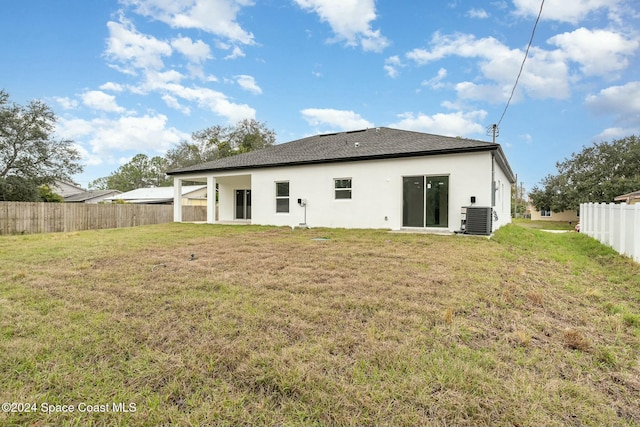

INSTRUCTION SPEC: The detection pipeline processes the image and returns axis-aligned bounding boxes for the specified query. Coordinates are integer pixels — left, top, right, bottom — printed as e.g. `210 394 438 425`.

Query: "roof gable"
167 127 514 182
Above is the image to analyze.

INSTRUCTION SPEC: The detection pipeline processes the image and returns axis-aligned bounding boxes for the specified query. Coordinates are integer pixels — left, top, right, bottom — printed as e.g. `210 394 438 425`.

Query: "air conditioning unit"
465 206 493 235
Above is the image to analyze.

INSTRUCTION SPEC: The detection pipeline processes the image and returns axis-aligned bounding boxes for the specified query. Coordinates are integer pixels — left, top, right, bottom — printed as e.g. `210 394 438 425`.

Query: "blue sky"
1 0 639 191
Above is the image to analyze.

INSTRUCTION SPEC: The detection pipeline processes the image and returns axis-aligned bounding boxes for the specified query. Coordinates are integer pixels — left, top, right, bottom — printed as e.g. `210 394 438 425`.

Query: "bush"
39 185 64 202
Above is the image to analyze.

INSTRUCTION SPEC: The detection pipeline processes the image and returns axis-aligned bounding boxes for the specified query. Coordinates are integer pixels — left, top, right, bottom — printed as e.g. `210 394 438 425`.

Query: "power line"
497 0 545 128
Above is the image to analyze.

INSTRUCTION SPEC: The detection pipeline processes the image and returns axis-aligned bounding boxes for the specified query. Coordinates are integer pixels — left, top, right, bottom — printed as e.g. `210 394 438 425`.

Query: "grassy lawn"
1 222 639 426
512 218 577 230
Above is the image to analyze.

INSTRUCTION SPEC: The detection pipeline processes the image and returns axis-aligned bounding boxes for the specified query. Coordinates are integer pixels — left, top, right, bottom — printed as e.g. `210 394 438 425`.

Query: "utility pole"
515 173 518 218
486 124 499 143
520 181 525 217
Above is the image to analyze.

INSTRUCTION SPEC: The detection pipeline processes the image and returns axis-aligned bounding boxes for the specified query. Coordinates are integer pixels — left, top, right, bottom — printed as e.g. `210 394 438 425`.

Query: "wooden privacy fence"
0 202 207 235
580 202 640 263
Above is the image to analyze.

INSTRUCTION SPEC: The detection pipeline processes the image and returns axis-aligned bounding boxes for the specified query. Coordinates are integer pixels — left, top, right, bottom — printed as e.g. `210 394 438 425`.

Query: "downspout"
491 151 496 208
491 151 496 233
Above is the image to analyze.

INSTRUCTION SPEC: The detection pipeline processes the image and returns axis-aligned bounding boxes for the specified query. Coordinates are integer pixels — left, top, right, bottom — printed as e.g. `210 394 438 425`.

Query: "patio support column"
207 176 216 224
173 177 183 222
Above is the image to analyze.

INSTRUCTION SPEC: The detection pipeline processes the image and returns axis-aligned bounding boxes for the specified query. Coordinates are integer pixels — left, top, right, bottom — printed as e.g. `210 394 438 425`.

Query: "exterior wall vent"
465 206 492 235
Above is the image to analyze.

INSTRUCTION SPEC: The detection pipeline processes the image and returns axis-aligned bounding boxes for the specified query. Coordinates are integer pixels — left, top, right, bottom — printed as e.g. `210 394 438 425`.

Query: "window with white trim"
540 209 551 217
334 178 352 200
275 181 289 213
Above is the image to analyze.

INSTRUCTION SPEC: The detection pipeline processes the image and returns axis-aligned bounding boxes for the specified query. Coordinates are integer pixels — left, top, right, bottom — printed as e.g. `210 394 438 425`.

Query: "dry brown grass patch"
526 289 544 306
563 328 591 351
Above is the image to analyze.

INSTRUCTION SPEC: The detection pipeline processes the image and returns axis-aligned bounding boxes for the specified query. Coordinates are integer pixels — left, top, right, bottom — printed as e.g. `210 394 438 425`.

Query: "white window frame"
334 178 352 200
275 181 289 213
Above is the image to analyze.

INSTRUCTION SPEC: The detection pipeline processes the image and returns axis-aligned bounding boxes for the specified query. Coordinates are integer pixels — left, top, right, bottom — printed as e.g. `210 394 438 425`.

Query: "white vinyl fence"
580 202 640 263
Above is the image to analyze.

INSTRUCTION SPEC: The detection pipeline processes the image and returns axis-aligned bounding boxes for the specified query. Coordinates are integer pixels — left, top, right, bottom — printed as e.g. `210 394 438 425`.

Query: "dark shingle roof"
167 127 514 181
64 190 121 202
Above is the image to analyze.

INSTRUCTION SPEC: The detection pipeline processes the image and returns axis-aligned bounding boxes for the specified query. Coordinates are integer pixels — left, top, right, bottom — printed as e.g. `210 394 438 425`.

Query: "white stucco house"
167 127 516 234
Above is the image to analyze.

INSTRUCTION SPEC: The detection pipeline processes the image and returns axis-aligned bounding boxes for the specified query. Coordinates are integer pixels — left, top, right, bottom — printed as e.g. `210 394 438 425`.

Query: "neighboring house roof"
167 127 516 183
65 190 121 203
614 190 640 203
106 185 207 204
51 179 86 197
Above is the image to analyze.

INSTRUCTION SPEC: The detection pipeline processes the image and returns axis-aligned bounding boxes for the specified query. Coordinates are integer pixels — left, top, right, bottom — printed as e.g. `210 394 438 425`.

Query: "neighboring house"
64 190 121 204
51 179 85 198
614 190 640 205
106 185 207 205
529 205 580 223
167 127 516 234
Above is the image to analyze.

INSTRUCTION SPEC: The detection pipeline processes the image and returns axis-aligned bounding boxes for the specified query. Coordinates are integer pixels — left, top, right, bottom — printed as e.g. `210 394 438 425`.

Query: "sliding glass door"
235 189 251 220
402 176 449 228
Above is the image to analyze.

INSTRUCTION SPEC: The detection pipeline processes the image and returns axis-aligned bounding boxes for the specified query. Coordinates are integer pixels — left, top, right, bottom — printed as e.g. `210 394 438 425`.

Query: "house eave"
492 146 517 184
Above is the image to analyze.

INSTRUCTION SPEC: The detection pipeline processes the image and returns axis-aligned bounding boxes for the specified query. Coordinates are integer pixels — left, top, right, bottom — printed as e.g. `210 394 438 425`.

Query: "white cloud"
585 81 640 121
171 36 212 63
466 8 489 19
485 46 571 99
224 46 246 60
593 127 640 141
293 0 389 52
105 18 172 73
58 114 189 158
102 20 254 123
406 32 507 64
141 70 186 92
55 97 78 110
547 28 638 77
512 0 622 24
585 81 640 140
216 41 246 59
235 75 262 94
404 26 638 105
389 110 487 137
406 32 571 101
81 90 126 113
56 117 95 138
162 94 191 114
163 83 256 123
99 82 125 92
301 108 374 130
422 68 448 89
71 143 104 167
384 56 403 78
122 0 255 45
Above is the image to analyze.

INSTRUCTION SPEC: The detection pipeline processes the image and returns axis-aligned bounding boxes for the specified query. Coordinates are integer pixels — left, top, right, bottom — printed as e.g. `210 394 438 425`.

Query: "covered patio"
172 173 252 224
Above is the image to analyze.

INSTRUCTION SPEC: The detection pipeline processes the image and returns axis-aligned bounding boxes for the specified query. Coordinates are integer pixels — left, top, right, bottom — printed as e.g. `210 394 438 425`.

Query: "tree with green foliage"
166 119 275 170
0 176 39 201
38 185 64 202
0 89 83 200
0 178 65 202
530 135 640 212
228 118 276 154
89 154 171 192
92 119 276 191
